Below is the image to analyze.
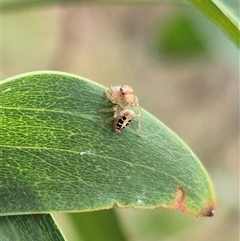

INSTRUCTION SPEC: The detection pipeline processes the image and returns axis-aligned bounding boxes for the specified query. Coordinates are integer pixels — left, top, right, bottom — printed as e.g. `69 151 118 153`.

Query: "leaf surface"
0 214 65 241
0 71 215 217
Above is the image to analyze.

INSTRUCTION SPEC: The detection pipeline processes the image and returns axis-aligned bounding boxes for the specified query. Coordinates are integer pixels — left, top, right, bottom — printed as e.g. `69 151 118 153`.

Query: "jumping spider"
99 85 142 135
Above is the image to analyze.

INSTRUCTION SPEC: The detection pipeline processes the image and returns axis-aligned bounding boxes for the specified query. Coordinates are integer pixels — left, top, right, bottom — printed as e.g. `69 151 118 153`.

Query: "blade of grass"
187 0 240 47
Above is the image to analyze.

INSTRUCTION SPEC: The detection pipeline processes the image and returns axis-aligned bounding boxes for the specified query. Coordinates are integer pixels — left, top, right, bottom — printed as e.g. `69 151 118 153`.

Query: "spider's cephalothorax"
105 85 139 109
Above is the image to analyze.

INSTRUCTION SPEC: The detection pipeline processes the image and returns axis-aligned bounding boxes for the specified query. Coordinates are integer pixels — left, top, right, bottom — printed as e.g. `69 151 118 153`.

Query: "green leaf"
67 210 127 241
0 71 215 217
0 214 66 241
187 0 240 47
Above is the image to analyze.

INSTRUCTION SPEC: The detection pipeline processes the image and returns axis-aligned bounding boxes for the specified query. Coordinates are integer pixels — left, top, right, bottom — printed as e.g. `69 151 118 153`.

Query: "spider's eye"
120 88 125 95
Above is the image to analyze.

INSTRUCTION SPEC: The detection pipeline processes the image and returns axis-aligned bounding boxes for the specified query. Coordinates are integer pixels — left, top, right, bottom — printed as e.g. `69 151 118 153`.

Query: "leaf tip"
162 186 216 217
197 204 215 217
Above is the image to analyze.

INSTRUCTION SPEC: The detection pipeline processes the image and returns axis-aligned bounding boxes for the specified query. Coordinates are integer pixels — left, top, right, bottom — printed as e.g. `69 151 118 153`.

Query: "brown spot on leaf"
174 186 186 211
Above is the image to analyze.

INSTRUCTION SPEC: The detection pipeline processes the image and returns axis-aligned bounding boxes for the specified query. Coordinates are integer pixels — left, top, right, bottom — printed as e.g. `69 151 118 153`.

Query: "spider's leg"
98 105 119 113
105 89 117 104
136 105 142 136
98 116 115 126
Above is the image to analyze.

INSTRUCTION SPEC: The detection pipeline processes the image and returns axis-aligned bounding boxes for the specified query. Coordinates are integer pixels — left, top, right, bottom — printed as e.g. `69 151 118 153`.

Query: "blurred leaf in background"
67 210 127 241
155 13 207 58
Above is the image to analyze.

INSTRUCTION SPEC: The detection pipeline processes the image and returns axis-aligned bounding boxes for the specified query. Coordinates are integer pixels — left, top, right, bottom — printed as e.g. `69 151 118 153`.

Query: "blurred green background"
2 1 239 241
